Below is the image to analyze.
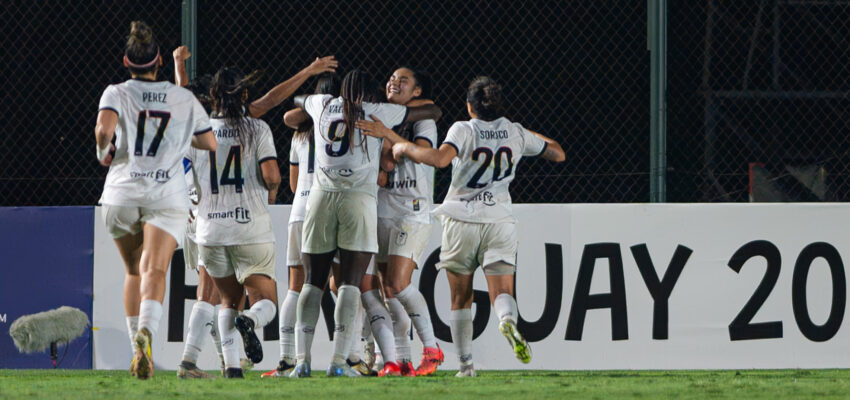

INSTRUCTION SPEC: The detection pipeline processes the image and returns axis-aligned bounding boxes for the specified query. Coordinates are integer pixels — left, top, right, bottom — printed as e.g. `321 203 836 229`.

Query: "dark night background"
3 1 847 205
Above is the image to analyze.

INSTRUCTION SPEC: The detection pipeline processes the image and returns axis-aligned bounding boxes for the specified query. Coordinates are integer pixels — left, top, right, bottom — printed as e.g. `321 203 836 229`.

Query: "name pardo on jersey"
215 128 239 138
142 92 167 103
478 129 509 139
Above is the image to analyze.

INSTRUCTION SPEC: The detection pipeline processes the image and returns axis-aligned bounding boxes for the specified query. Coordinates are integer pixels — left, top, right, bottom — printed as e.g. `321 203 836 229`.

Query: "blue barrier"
0 207 94 369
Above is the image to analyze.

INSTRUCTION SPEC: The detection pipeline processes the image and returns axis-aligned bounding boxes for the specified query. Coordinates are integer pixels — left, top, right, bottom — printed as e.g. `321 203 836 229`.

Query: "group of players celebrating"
94 21 565 380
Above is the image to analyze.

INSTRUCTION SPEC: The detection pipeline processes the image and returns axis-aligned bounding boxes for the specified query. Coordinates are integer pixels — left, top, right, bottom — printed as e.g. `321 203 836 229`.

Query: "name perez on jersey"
207 206 252 224
478 129 509 140
142 92 167 103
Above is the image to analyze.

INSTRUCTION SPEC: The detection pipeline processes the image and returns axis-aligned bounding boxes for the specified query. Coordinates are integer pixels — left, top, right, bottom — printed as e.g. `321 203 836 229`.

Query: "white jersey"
191 117 278 246
303 94 408 196
288 134 315 224
434 117 547 223
97 78 212 209
378 119 438 224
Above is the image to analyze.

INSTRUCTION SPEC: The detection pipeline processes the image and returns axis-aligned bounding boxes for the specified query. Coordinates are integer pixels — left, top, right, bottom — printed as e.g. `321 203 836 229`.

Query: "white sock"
296 284 323 362
331 285 360 365
494 293 518 324
244 298 276 328
450 309 473 367
279 290 299 363
396 284 438 348
138 299 163 337
361 289 397 363
210 305 223 359
361 310 372 341
218 307 240 369
126 316 139 353
182 301 215 364
386 297 411 362
347 303 364 363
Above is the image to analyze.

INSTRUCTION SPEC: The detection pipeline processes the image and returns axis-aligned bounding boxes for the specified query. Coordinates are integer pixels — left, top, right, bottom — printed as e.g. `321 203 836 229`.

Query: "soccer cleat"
455 364 476 377
234 315 263 364
415 346 444 376
363 341 376 370
347 359 377 376
327 362 362 377
129 353 139 377
224 367 244 378
400 361 417 377
377 361 402 377
177 361 216 379
499 320 532 364
131 328 154 380
261 360 296 378
240 357 254 371
288 361 311 378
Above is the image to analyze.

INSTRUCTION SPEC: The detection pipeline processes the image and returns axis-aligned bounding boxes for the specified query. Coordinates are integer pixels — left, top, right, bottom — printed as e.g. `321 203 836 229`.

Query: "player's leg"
102 205 144 363
480 221 530 364
178 226 217 379
359 270 398 376
327 248 372 376
211 272 246 378
446 271 476 377
231 243 278 367
263 264 304 378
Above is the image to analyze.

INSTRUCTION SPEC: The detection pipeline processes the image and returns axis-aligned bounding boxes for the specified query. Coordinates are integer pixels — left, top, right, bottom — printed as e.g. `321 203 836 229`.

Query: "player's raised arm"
249 56 338 118
284 108 310 129
528 130 566 162
393 142 456 169
191 129 217 151
172 45 191 87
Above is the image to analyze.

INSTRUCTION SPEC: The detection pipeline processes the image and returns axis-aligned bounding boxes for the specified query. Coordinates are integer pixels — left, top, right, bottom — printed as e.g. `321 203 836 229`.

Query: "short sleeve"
289 141 299 165
517 123 546 157
191 98 212 136
303 94 332 122
98 85 121 117
444 122 470 156
412 120 438 148
369 102 408 129
255 121 278 163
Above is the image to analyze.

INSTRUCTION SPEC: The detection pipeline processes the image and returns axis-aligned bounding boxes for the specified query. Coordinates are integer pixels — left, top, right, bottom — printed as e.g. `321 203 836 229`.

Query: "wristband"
96 144 111 162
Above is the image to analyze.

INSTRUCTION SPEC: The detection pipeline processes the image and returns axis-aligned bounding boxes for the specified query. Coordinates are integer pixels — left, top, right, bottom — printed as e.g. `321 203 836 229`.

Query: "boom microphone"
9 306 89 367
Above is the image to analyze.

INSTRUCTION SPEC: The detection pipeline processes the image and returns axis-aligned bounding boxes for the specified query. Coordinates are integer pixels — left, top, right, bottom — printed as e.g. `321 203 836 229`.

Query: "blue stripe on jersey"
183 157 192 173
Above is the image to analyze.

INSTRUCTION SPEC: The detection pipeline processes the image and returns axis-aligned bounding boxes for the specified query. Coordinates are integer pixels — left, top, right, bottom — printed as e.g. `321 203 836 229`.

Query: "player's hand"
392 142 409 162
173 45 191 62
356 115 391 138
305 55 338 76
97 143 115 167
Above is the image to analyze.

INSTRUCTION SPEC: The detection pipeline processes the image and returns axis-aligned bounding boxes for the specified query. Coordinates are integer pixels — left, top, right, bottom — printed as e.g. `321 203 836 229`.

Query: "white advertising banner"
93 204 850 371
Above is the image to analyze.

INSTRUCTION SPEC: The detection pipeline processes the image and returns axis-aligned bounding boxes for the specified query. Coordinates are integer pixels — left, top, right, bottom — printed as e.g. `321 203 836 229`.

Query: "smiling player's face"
386 68 421 105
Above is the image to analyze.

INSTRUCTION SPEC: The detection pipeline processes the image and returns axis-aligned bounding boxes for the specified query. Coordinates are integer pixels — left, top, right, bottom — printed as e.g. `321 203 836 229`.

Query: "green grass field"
1 369 849 399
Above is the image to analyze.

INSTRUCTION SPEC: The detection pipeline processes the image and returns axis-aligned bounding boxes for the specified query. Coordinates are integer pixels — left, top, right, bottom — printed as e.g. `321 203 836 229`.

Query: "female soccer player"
360 76 565 377
371 67 443 376
292 69 442 377
188 66 282 379
95 21 217 380
260 73 341 378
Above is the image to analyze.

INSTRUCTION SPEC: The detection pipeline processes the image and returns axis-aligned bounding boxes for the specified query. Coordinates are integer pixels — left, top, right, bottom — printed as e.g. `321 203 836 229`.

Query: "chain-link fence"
1 1 649 206
668 0 850 202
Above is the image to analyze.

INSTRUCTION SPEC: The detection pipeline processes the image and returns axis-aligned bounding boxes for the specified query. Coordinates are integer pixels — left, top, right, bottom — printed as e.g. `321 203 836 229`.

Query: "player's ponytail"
341 69 368 152
124 21 160 76
211 66 262 149
467 76 503 121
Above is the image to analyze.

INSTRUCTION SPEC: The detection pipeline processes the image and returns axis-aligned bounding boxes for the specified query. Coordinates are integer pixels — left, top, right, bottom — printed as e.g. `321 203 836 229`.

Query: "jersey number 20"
208 146 244 194
466 147 514 189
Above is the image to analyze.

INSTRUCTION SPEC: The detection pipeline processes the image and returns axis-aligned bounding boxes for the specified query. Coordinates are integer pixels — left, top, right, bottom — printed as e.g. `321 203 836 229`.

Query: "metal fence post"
181 0 198 81
648 0 668 202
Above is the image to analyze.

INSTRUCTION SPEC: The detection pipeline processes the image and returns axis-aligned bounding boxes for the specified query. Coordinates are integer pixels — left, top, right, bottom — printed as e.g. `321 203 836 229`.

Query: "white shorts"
102 204 188 244
376 217 431 267
436 216 517 276
302 190 378 254
183 218 200 270
199 242 276 284
286 221 305 267
365 256 378 275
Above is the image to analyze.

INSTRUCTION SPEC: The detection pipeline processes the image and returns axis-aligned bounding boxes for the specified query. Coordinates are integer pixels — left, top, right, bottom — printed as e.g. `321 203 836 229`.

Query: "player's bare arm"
249 55 338 118
380 138 396 172
191 130 217 151
393 142 457 169
172 45 190 87
289 164 299 193
529 130 566 162
95 109 118 166
261 158 281 204
283 107 310 129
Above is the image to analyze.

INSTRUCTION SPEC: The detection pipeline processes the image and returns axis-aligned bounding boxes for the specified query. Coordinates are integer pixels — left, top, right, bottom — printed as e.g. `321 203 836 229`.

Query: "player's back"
98 79 211 208
192 117 278 246
303 94 407 196
436 117 546 223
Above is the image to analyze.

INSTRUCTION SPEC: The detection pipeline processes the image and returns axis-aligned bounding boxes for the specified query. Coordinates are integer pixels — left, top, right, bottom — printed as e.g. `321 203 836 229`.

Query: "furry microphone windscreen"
9 306 90 354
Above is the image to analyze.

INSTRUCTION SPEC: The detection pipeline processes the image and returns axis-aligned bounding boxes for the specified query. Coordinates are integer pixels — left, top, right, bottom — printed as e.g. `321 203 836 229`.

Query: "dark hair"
294 72 341 142
399 67 431 99
466 76 503 121
125 21 159 75
186 74 213 112
338 69 368 151
210 66 262 147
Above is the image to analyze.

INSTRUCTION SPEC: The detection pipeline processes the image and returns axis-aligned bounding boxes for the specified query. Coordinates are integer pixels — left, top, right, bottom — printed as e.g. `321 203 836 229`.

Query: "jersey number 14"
208 146 244 194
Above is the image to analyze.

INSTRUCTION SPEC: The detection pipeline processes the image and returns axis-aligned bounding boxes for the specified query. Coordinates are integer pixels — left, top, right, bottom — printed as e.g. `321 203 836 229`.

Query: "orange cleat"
415 345 444 376
377 361 402 377
400 360 417 377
